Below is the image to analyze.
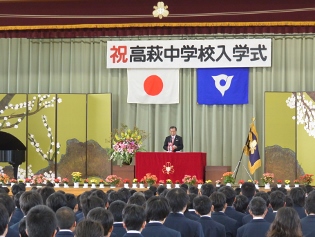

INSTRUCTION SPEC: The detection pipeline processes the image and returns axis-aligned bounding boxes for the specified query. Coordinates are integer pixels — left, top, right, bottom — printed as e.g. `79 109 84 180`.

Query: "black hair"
87 207 114 236
210 192 226 212
65 193 78 210
18 217 27 237
26 205 57 237
39 186 55 205
127 195 146 207
289 187 306 207
157 185 166 195
285 195 294 207
193 195 211 215
254 191 270 207
14 191 24 208
117 188 131 203
149 186 157 196
165 188 189 213
0 203 9 235
200 183 215 197
270 190 286 211
188 186 199 195
218 186 236 206
187 193 197 209
180 183 188 192
75 219 104 237
20 191 43 215
108 191 125 205
11 183 26 196
81 196 105 217
108 200 127 222
90 189 108 205
233 195 249 213
145 196 170 221
143 190 154 200
0 193 16 216
305 190 315 214
169 126 177 131
46 192 67 212
122 204 146 231
249 197 266 216
241 182 256 199
56 206 75 229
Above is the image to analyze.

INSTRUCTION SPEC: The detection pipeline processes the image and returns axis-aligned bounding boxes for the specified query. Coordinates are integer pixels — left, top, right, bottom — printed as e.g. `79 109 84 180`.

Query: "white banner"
107 39 271 68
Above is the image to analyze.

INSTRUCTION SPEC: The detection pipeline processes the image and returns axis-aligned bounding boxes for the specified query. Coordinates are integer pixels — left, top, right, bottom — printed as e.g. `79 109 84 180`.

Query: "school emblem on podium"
162 162 174 174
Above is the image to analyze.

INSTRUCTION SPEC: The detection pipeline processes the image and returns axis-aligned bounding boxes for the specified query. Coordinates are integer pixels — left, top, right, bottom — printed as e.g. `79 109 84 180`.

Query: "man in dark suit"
164 188 204 237
56 207 75 237
163 126 183 152
218 186 245 228
184 193 200 221
301 190 315 237
210 192 238 237
122 204 146 237
87 207 115 237
237 197 270 237
193 195 226 237
109 200 127 237
142 196 180 237
290 187 307 219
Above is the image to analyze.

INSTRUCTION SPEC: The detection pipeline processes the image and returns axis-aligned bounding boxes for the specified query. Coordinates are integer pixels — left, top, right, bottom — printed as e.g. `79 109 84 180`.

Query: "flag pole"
233 118 255 180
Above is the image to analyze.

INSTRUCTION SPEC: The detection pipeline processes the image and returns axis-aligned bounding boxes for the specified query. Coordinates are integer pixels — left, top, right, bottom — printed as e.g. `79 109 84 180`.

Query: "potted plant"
139 178 145 188
277 180 282 188
215 180 221 187
254 180 259 189
300 174 314 185
174 180 180 188
32 174 45 188
25 177 32 187
123 179 130 188
83 179 89 188
238 179 244 188
90 179 97 189
294 179 300 187
166 179 172 189
132 178 138 188
182 175 197 186
261 173 274 189
54 178 60 187
62 178 69 188
105 175 122 188
99 179 105 188
0 173 9 185
10 178 17 187
284 180 291 189
144 173 158 187
159 180 165 186
197 180 203 189
71 172 82 188
222 172 235 186
107 124 147 165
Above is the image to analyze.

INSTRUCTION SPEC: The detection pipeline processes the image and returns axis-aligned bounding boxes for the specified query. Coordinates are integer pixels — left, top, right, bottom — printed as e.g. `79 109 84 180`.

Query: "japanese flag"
127 69 179 104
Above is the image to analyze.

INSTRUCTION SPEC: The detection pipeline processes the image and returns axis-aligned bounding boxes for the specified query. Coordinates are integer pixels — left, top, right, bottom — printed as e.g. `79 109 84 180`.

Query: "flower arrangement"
294 179 300 184
71 172 82 183
166 179 172 184
62 178 69 184
90 179 97 184
99 179 105 184
139 178 145 184
197 180 204 184
254 180 259 185
175 180 180 184
105 175 122 186
159 180 165 185
107 124 147 165
277 180 282 184
144 173 158 185
284 180 291 185
54 178 60 184
32 174 45 185
222 172 235 184
205 180 212 183
25 177 32 183
182 175 197 185
10 178 17 184
0 173 10 184
123 179 130 184
18 179 24 183
300 174 314 185
238 180 245 185
261 173 274 184
83 179 89 184
132 178 138 184
215 180 221 185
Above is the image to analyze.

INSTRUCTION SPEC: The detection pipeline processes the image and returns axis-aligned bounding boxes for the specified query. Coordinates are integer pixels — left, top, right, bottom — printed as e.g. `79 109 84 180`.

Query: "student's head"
248 197 266 216
210 192 226 212
18 217 27 237
254 191 270 207
20 191 43 215
14 191 24 209
56 206 76 230
267 207 302 237
289 187 306 207
108 200 126 222
108 191 125 205
200 183 215 197
285 195 294 207
90 190 108 206
180 184 188 192
46 192 67 212
0 193 15 217
165 188 189 213
145 196 170 222
143 190 154 200
218 186 236 206
75 219 104 237
241 182 256 200
149 186 157 196
11 183 26 196
122 204 146 231
39 187 55 205
87 207 114 236
0 203 9 236
270 190 286 211
187 193 197 209
26 205 57 237
65 193 78 212
233 195 249 213
305 185 314 195
81 196 105 217
117 188 131 203
305 190 315 214
157 185 166 195
127 195 146 207
193 195 211 215
188 186 198 195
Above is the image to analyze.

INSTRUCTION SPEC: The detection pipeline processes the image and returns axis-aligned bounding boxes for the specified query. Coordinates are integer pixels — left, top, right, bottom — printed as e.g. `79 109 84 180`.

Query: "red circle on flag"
143 75 163 96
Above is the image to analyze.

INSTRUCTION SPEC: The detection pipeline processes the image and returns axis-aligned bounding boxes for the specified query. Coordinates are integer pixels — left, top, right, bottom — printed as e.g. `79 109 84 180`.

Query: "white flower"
57 98 62 103
0 110 3 114
47 133 51 137
48 128 51 132
49 170 52 174
43 154 47 158
51 142 55 145
35 143 39 147
49 149 53 153
56 143 60 148
14 125 18 128
4 117 7 121
4 106 8 109
6 122 10 126
30 134 34 138
18 118 21 122
36 148 40 152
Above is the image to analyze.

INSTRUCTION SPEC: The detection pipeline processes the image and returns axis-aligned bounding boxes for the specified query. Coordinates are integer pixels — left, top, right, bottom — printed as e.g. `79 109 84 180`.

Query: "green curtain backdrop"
1 35 315 181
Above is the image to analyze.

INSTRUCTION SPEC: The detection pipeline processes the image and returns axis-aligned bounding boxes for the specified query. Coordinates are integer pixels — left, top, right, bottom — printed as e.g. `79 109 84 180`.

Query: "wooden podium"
205 166 231 182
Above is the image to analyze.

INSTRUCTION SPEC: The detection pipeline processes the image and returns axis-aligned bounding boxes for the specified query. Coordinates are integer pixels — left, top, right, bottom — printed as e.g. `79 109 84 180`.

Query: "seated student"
87 207 114 237
26 205 57 237
65 194 78 213
108 192 126 205
188 186 199 195
143 190 154 201
127 195 146 207
80 196 105 222
268 190 286 221
290 187 307 219
237 197 270 237
56 207 76 237
156 186 166 196
184 193 200 221
301 190 315 237
122 204 146 237
240 182 256 204
233 195 249 214
109 200 127 237
164 188 204 237
9 191 25 227
200 183 215 197
75 219 104 237
90 190 109 209
193 195 226 237
117 188 131 204
46 192 68 213
141 196 180 237
18 218 27 237
210 192 238 237
39 187 55 205
218 186 245 227
0 203 9 237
